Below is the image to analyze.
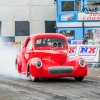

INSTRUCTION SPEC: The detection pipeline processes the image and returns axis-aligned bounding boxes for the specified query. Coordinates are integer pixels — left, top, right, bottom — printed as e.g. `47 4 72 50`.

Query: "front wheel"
28 67 39 82
29 74 39 82
74 77 84 81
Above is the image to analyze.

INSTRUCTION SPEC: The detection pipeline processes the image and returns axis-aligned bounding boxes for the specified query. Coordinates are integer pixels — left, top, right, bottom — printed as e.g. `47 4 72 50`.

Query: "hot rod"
15 33 88 82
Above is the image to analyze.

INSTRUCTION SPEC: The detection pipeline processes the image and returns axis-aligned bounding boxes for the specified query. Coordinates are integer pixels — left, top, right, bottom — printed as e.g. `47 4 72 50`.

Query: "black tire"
29 74 39 82
74 77 84 81
28 67 39 82
15 59 17 70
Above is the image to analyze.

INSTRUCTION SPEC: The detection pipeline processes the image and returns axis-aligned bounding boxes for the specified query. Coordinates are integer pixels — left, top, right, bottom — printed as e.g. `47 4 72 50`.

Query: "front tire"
28 67 39 82
30 74 39 82
74 77 84 81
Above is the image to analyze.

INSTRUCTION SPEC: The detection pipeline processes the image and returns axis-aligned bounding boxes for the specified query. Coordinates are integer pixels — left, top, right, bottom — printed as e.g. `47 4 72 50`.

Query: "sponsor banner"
92 28 100 41
71 40 82 45
78 46 98 56
68 45 99 62
61 14 74 21
68 46 77 56
66 36 74 40
78 13 100 20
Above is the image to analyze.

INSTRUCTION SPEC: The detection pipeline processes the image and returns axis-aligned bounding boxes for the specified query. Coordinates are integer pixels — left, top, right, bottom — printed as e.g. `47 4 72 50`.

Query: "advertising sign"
92 28 100 41
81 7 98 13
78 13 100 20
68 46 77 56
71 40 82 45
78 46 98 56
61 14 74 21
68 45 99 62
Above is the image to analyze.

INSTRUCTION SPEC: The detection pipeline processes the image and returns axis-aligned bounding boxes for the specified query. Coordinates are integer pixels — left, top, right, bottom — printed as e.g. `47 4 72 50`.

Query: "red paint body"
16 33 88 78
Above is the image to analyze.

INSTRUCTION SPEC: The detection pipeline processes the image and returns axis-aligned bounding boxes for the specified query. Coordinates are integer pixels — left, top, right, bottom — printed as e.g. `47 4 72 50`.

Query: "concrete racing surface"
0 68 99 100
0 45 100 100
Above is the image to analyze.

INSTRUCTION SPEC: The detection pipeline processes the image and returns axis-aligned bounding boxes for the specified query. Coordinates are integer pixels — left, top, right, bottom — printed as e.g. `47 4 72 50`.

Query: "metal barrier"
88 62 100 69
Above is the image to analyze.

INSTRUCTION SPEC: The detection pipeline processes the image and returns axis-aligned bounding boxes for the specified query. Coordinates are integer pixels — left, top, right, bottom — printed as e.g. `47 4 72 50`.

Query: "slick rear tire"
15 59 17 70
30 74 39 82
74 77 84 81
15 59 22 73
15 63 17 70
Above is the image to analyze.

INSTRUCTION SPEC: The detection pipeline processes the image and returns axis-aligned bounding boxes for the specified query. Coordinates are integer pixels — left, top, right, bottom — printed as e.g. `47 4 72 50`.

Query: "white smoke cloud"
0 42 29 80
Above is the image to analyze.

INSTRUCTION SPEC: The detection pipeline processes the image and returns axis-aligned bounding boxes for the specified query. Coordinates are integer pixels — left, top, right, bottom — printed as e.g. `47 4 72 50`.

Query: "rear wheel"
15 59 22 73
15 59 17 70
74 77 84 81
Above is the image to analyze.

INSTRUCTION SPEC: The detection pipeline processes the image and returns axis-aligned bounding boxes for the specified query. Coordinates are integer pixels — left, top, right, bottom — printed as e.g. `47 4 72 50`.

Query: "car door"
22 38 33 73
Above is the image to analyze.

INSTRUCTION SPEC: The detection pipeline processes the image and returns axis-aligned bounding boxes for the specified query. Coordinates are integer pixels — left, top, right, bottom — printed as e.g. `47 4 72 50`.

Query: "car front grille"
49 66 73 74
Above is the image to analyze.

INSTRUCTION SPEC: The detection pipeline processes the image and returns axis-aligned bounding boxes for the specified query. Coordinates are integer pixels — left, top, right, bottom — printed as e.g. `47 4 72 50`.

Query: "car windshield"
35 38 66 48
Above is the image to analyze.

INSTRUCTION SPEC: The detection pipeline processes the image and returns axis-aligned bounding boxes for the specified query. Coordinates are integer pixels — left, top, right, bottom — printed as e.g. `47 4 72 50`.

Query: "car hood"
34 50 67 65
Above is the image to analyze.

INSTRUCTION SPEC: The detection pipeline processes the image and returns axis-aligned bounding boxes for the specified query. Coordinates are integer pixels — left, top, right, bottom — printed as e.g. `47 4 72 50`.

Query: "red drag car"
15 33 88 82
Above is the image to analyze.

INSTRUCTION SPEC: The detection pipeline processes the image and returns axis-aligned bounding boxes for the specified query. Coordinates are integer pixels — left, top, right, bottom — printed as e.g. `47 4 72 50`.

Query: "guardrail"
88 62 100 69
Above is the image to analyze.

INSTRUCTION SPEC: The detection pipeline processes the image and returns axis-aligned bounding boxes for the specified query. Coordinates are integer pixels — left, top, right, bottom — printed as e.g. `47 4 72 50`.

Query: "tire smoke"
0 42 28 80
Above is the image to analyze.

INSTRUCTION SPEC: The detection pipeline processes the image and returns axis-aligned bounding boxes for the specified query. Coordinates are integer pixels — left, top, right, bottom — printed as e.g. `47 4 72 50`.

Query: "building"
55 0 100 41
0 0 56 42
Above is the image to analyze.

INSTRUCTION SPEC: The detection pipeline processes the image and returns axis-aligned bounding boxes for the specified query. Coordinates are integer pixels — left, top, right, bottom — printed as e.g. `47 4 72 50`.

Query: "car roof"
29 33 67 40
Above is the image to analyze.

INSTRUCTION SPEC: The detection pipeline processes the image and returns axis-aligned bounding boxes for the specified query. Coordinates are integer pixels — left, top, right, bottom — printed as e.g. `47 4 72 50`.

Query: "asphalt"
86 68 100 80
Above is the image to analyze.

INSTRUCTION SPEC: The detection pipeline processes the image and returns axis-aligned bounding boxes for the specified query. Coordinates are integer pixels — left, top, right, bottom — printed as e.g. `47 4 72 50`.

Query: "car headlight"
35 60 42 69
79 59 86 68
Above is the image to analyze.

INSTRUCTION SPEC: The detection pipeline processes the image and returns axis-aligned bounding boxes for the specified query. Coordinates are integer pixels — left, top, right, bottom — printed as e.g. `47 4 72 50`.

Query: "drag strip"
0 74 100 100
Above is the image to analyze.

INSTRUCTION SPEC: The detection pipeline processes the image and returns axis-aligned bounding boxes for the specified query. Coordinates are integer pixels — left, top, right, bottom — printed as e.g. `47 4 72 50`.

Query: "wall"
56 0 100 41
0 0 56 42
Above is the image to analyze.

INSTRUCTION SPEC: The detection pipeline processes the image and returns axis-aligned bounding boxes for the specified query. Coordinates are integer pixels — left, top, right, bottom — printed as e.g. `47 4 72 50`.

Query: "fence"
70 40 100 68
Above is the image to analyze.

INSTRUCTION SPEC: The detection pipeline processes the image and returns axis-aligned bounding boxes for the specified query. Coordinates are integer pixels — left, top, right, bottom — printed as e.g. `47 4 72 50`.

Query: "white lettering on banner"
68 45 99 62
78 13 100 20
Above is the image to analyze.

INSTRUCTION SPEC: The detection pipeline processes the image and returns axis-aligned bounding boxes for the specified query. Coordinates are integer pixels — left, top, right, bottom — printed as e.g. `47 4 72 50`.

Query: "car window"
35 38 66 47
26 39 32 49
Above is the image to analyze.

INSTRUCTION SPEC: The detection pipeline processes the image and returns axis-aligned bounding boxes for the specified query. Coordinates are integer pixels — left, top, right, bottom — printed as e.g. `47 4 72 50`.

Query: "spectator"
59 31 63 34
82 32 90 44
